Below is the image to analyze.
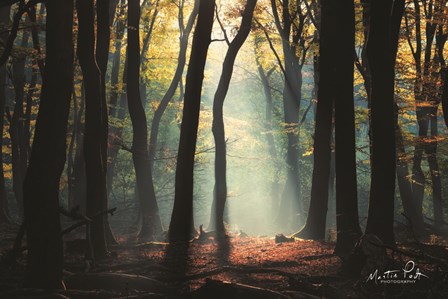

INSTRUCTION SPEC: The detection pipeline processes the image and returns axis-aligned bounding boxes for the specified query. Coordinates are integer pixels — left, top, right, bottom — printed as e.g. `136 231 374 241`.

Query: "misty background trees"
0 0 448 290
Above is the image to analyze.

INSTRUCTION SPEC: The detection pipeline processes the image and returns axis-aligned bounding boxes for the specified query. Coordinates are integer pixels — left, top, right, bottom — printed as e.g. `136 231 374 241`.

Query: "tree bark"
254 36 280 218
148 0 199 171
127 0 162 241
271 0 304 229
295 0 334 240
210 0 257 233
364 0 396 245
333 0 362 255
76 0 108 259
10 29 30 218
169 0 215 242
0 5 10 224
106 0 126 197
22 0 73 288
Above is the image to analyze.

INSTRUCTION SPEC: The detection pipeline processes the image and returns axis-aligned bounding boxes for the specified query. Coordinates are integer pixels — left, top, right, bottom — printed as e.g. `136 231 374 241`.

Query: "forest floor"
1 222 448 299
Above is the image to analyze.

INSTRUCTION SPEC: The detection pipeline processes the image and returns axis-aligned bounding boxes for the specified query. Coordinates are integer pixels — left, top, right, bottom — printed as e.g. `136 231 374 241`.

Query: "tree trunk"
210 0 257 234
254 37 280 218
71 86 86 213
22 0 74 288
364 0 396 245
148 0 199 171
0 5 10 224
169 0 215 242
127 0 162 241
333 0 362 255
271 0 303 229
76 0 108 259
106 0 126 197
10 29 30 218
95 0 117 246
295 0 334 240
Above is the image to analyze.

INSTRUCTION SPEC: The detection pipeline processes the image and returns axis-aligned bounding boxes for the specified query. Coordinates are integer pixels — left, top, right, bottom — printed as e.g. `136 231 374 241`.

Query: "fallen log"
162 265 299 282
191 278 290 299
64 272 173 294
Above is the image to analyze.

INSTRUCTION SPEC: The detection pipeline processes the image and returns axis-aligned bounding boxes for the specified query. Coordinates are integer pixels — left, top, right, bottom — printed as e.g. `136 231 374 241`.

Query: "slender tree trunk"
106 0 126 197
127 0 162 241
210 0 257 234
270 0 304 229
71 86 86 213
148 0 199 171
392 3 424 231
95 0 117 246
23 0 74 288
67 87 78 209
0 5 11 224
76 0 108 259
254 38 280 218
334 0 362 255
169 0 215 242
427 108 443 225
364 0 396 245
395 109 424 231
295 0 334 240
10 30 30 217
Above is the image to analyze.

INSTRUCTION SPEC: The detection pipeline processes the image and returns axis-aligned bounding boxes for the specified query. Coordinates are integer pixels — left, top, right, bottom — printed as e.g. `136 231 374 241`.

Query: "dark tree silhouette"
76 0 108 259
296 1 361 250
270 0 306 229
107 0 127 197
9 27 30 218
169 0 215 242
364 0 396 245
0 5 10 224
148 0 199 171
333 0 362 255
295 0 335 240
210 0 257 233
127 0 163 241
22 0 73 288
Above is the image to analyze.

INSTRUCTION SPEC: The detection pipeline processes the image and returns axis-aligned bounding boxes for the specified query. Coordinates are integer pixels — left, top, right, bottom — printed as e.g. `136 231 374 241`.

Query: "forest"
0 0 448 298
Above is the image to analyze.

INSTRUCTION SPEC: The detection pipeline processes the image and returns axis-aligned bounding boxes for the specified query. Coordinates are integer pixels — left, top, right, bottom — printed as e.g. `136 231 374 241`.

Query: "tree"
333 0 362 255
169 0 215 242
147 0 199 202
210 0 257 233
364 0 396 245
295 0 335 240
76 0 109 259
96 0 117 246
404 0 445 226
22 0 73 288
254 35 280 216
296 1 362 252
9 22 30 218
270 0 308 229
0 5 11 224
127 0 163 241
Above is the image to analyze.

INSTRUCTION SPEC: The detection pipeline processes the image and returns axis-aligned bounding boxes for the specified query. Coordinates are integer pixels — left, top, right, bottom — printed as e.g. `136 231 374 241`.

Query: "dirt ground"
1 222 448 298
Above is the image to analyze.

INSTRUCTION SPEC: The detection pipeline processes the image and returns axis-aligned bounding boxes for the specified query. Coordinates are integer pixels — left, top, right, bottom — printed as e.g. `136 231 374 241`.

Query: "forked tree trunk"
148 0 199 172
127 0 162 241
23 0 74 288
169 0 215 242
76 0 108 259
210 0 257 233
